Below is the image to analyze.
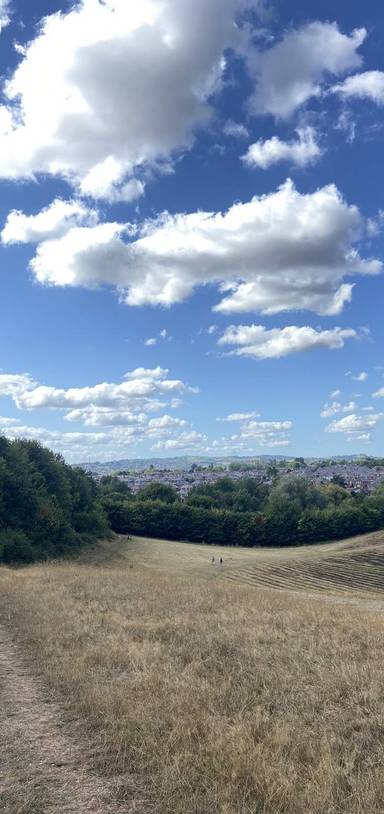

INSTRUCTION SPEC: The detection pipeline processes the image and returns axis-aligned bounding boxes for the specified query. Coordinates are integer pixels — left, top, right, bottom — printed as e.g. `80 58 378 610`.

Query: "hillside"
2 532 384 813
85 530 384 597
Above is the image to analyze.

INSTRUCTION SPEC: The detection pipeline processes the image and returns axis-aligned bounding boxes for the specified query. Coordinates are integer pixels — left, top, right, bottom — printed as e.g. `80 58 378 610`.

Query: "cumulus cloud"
246 22 365 119
0 416 20 426
13 368 194 413
0 372 37 397
211 412 293 451
218 325 357 359
217 412 260 421
325 413 383 437
333 71 384 105
144 328 170 346
0 0 253 199
0 366 203 460
242 127 321 169
320 400 358 418
1 199 98 244
0 415 152 463
199 325 218 336
373 387 384 399
152 429 207 451
0 0 10 32
0 367 197 441
346 370 368 382
223 119 249 139
18 180 382 316
227 420 292 448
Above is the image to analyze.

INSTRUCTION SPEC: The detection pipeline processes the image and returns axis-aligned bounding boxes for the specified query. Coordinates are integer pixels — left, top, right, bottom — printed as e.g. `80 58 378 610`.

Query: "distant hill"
79 453 365 475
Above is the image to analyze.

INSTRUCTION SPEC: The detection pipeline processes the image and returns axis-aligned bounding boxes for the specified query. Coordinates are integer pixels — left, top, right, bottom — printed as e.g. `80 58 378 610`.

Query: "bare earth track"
0 625 130 814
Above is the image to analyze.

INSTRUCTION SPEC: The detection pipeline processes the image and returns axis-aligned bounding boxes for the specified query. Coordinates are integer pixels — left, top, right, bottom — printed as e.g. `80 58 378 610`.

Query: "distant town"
81 456 384 499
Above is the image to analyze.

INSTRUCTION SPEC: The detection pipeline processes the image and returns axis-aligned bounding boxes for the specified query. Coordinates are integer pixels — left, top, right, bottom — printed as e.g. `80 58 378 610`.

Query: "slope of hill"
85 530 384 598
2 532 384 813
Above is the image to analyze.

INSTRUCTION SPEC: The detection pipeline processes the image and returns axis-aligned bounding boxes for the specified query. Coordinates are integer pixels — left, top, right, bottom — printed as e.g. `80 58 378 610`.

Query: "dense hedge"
103 496 266 546
0 436 109 563
101 475 384 547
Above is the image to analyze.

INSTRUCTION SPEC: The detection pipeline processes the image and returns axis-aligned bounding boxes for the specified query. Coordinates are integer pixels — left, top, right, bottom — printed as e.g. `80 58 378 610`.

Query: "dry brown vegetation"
2 533 384 813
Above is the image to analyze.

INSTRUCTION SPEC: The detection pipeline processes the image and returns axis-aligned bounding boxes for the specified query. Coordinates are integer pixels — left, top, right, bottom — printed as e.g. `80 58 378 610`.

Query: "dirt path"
0 624 136 814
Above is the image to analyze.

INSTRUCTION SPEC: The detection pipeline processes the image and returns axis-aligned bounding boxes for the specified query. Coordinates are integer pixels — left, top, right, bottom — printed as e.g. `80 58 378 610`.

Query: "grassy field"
2 532 384 813
85 530 384 596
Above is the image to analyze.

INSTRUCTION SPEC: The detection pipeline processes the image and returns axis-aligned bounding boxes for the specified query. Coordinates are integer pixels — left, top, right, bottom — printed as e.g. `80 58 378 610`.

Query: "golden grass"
83 531 384 596
2 534 384 813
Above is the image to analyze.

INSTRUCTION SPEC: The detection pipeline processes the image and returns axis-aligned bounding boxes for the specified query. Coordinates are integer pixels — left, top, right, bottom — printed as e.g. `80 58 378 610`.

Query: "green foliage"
103 472 384 549
186 477 268 512
137 482 179 504
0 436 109 564
103 498 266 547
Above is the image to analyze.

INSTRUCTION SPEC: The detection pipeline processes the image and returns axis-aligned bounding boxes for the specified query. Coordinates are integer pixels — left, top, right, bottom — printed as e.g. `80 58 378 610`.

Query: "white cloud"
346 371 368 381
0 417 152 463
144 327 170 346
223 119 249 139
14 370 193 412
335 110 356 144
217 412 260 421
20 180 382 316
229 425 291 448
347 433 371 442
320 400 358 418
333 71 384 106
0 368 293 459
0 369 196 437
0 0 10 32
242 127 321 169
325 413 383 436
373 387 384 399
0 372 37 397
218 324 357 359
0 416 20 426
246 22 365 119
330 389 341 398
0 0 252 199
0 366 202 460
152 429 207 451
1 199 98 244
211 412 293 451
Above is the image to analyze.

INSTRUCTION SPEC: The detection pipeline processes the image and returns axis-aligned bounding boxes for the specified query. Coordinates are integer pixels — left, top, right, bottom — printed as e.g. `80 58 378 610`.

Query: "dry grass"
2 534 384 812
83 531 384 596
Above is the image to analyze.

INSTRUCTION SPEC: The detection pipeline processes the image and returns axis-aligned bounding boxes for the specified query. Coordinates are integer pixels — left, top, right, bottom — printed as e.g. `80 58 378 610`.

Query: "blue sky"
0 0 383 462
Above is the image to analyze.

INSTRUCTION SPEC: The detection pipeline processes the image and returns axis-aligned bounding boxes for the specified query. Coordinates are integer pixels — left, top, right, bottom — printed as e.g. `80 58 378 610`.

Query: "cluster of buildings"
291 463 384 494
115 466 270 499
99 462 384 498
85 457 384 498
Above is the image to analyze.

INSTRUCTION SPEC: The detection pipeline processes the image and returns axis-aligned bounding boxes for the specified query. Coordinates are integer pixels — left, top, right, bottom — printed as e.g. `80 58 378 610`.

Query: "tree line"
2 435 384 564
0 436 109 563
100 474 384 547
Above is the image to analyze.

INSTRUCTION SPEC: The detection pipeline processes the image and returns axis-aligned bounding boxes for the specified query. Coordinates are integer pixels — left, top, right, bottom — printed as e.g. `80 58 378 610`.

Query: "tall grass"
1 549 384 813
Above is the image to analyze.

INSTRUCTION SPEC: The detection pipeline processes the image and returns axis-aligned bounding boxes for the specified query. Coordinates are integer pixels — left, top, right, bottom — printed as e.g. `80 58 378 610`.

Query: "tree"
138 482 179 504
